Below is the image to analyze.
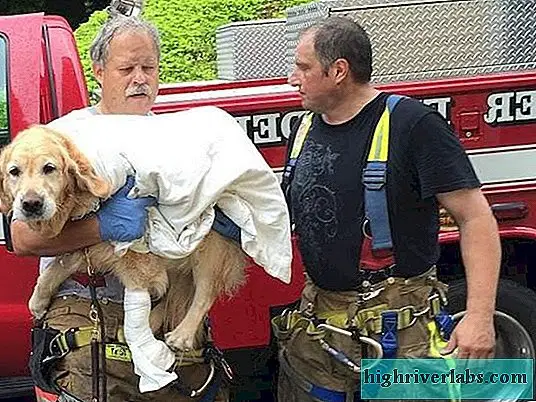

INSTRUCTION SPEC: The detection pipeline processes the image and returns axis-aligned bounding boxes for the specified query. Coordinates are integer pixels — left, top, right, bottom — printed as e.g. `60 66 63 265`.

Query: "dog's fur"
0 125 246 351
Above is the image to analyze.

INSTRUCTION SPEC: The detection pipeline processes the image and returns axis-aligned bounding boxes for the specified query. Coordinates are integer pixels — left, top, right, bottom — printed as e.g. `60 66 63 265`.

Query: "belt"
45 326 129 363
357 264 436 289
272 292 443 342
47 325 217 366
357 265 395 287
351 293 443 334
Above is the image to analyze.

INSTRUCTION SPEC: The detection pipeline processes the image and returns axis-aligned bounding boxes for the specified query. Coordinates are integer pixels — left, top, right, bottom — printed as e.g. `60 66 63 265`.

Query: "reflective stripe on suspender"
363 94 404 253
284 95 405 260
282 111 314 187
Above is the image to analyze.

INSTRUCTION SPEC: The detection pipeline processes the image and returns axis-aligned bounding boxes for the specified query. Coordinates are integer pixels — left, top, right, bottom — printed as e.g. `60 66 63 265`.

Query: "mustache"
125 84 152 97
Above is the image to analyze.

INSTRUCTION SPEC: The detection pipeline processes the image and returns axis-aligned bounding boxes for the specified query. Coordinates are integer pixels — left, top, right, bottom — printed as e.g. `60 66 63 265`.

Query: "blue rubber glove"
212 206 241 244
97 176 155 242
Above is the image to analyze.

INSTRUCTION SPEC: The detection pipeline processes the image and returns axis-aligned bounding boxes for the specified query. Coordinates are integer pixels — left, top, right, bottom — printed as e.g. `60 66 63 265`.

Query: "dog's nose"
22 195 44 215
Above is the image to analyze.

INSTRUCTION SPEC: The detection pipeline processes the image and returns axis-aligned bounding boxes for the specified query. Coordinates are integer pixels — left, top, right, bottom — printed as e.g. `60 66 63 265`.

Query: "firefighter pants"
35 295 228 402
276 267 450 402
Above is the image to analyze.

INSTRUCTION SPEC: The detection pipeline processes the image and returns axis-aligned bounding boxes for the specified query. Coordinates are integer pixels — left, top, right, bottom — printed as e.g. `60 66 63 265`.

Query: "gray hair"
90 14 161 66
302 16 373 83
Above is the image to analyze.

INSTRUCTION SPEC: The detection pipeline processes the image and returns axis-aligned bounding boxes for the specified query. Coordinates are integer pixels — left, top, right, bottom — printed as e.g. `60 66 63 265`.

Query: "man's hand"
441 313 495 359
97 176 155 242
437 188 499 359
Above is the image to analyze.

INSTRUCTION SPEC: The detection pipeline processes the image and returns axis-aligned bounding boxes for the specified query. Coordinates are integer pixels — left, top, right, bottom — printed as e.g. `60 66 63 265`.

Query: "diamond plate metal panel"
216 19 287 80
285 1 331 68
285 0 536 83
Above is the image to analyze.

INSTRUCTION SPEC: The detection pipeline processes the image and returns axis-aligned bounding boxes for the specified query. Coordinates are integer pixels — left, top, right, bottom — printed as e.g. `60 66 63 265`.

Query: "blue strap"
212 207 241 244
386 94 404 113
434 309 455 341
363 161 391 250
283 158 298 181
380 311 398 358
362 94 404 252
310 384 360 402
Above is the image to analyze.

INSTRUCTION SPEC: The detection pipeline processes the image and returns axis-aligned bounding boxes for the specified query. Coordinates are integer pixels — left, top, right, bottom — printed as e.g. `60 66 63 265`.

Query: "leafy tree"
74 0 310 95
0 97 6 129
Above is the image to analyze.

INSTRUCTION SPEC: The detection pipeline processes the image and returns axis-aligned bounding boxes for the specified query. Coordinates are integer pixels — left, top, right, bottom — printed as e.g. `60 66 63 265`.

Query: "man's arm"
10 217 101 257
437 187 500 358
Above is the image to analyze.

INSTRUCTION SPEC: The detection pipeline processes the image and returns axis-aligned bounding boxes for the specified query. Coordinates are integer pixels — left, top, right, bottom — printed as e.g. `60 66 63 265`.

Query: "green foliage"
74 0 310 95
0 96 7 130
74 10 109 95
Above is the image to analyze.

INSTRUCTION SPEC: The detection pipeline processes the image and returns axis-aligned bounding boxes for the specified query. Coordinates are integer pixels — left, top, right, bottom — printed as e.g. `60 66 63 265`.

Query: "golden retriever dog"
0 125 247 352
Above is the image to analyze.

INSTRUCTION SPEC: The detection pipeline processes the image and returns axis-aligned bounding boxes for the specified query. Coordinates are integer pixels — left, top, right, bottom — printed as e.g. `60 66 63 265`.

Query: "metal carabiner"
317 334 384 374
189 360 216 398
317 322 353 337
42 332 69 363
316 323 384 359
359 336 384 359
362 218 372 240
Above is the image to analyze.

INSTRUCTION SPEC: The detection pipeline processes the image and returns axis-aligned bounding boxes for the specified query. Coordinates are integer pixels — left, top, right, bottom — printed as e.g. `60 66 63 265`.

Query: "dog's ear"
60 134 111 199
0 144 14 213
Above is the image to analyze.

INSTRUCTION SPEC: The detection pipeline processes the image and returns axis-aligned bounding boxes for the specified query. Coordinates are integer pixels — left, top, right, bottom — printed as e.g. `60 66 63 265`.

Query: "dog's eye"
42 163 56 175
8 166 20 177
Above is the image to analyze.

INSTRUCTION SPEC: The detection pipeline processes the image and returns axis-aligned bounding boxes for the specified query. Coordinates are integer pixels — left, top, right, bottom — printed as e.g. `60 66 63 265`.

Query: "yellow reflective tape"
427 321 461 402
427 321 451 358
322 311 349 328
368 107 390 162
290 113 313 159
106 343 132 362
73 327 95 348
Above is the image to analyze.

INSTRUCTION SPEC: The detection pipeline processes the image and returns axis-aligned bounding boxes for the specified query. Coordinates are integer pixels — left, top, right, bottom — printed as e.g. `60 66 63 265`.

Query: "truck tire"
445 278 536 401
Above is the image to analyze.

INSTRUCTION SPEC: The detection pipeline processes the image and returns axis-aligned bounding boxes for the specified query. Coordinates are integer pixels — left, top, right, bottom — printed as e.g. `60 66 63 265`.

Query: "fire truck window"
0 35 8 147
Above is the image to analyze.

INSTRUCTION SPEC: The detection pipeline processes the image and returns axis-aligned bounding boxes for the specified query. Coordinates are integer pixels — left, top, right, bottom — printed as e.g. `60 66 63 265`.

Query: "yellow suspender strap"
363 94 405 252
290 112 314 159
285 95 403 189
292 98 394 165
367 105 391 162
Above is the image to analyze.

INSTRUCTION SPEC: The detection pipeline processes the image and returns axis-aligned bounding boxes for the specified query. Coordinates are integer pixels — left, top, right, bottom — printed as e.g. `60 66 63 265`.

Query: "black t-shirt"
286 92 480 291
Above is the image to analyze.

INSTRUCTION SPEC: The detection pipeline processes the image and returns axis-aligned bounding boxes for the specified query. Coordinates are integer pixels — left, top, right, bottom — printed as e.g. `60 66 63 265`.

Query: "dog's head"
0 125 110 236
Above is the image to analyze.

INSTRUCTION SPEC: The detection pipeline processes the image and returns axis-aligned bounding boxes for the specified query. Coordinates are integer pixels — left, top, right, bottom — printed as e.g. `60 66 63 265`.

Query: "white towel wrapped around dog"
47 106 292 284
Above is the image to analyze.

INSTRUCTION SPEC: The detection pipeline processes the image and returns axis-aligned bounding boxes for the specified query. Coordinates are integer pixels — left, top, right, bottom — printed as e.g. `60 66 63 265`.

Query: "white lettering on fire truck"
238 99 457 147
422 97 452 123
484 91 536 124
235 110 306 145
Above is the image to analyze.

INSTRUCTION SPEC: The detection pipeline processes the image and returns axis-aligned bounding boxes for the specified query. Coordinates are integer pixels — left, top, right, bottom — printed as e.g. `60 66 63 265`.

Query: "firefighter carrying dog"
8 11 238 402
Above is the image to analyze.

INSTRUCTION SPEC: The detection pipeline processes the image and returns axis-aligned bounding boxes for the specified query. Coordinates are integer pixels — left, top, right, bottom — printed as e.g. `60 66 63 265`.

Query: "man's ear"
92 62 104 87
332 58 351 85
59 133 111 199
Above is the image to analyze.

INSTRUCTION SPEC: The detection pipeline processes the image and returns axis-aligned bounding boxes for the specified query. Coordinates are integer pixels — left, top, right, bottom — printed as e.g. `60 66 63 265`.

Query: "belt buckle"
43 333 69 363
359 264 394 286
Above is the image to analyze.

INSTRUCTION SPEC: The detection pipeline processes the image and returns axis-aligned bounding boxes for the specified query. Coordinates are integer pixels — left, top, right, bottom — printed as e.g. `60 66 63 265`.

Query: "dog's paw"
164 328 195 352
28 292 49 320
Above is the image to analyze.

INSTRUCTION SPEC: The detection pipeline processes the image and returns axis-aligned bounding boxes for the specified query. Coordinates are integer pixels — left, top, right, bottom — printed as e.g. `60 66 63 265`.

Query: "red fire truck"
1 0 536 399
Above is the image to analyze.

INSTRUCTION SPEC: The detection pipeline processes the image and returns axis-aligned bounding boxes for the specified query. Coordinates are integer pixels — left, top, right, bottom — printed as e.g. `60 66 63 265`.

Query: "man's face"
93 31 159 115
288 32 336 113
